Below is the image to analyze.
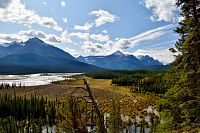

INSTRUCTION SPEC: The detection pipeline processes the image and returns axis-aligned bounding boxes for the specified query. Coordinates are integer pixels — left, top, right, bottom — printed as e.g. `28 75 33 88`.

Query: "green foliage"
0 94 57 132
158 0 200 132
0 92 159 132
0 83 24 90
109 99 122 133
88 70 169 94
86 70 160 79
64 96 87 132
112 73 168 94
112 77 141 86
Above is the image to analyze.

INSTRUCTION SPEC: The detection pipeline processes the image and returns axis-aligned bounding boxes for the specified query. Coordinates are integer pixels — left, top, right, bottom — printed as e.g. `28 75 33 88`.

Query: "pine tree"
110 99 122 133
159 0 200 132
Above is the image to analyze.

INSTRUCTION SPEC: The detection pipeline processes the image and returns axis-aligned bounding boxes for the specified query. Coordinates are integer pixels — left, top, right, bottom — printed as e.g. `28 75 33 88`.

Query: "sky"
0 0 181 64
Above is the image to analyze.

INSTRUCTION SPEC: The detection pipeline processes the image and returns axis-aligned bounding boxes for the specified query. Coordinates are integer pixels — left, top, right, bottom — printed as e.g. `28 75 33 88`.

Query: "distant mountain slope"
0 38 164 74
0 38 75 60
138 55 162 66
19 38 76 60
77 51 163 70
0 53 104 74
0 42 22 58
0 38 104 74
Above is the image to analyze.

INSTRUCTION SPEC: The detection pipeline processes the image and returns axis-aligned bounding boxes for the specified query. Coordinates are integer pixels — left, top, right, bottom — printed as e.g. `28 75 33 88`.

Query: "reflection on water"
0 73 81 86
44 106 159 133
42 125 56 133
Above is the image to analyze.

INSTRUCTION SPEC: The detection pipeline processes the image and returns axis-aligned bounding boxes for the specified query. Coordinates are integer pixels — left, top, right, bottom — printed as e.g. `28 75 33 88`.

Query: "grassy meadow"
0 72 162 132
0 75 159 116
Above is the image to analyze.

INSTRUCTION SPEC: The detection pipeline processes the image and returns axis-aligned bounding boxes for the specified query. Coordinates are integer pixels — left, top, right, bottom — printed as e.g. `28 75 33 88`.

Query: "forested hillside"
158 0 200 132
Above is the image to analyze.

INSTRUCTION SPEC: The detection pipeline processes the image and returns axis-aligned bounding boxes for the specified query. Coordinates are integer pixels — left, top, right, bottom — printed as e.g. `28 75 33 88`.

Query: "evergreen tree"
159 0 200 131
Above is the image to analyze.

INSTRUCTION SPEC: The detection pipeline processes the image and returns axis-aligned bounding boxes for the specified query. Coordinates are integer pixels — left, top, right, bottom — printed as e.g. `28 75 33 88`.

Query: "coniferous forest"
158 0 200 132
0 0 199 133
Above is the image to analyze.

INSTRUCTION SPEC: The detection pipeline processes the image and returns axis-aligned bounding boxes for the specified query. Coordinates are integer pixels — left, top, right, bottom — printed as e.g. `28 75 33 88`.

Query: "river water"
0 73 81 86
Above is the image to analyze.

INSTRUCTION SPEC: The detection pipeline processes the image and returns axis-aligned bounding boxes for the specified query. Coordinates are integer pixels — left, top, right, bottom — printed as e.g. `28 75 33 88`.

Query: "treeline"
0 83 24 90
157 0 200 132
112 74 168 94
0 91 160 132
86 70 161 79
87 70 168 94
0 94 56 132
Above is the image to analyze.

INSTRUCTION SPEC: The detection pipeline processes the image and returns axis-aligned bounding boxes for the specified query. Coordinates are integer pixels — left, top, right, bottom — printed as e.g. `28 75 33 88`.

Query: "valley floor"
0 76 159 116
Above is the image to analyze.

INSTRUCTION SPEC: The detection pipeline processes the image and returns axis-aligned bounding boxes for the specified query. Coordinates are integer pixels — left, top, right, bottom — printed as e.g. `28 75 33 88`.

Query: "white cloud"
114 38 132 49
102 30 108 34
112 24 175 50
78 24 177 63
61 30 71 43
62 18 68 23
90 34 110 42
69 32 110 43
129 24 174 45
149 40 177 49
47 35 62 43
61 1 66 7
19 30 46 39
0 30 46 43
73 10 118 32
0 0 12 8
0 0 62 31
133 49 175 64
70 24 175 56
82 41 103 54
0 35 18 43
81 40 126 56
69 32 90 40
90 10 119 26
0 30 64 44
144 0 179 22
65 47 80 57
43 1 47 5
74 22 94 31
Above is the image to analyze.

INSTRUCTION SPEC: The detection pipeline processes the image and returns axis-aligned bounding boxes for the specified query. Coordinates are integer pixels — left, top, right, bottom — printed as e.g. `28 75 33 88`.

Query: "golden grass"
0 76 160 116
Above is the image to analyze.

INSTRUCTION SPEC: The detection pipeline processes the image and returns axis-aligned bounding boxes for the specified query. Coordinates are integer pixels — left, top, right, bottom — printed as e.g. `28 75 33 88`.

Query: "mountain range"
77 51 163 70
0 37 166 74
0 38 103 74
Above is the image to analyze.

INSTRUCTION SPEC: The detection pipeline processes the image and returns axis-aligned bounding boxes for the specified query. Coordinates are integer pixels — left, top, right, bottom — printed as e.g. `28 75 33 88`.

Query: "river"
0 73 81 86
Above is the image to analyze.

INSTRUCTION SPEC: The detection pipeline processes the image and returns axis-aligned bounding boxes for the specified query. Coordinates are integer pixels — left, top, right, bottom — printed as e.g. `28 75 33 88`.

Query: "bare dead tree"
70 79 106 133
83 79 106 133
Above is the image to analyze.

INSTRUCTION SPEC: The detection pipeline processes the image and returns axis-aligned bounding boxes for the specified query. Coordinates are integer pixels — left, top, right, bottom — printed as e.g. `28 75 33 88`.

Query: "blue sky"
0 0 180 64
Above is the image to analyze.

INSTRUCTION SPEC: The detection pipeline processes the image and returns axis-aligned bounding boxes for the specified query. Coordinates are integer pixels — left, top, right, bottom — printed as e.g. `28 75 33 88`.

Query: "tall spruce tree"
159 0 200 132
